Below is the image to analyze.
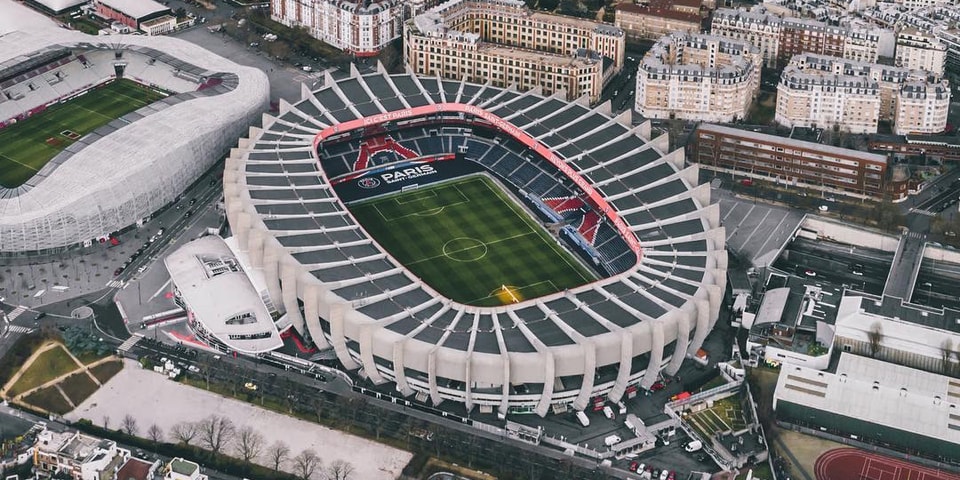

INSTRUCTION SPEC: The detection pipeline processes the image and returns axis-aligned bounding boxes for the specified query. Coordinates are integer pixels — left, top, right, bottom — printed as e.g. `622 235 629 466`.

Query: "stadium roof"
0 1 269 252
164 236 283 354
774 353 960 446
95 0 169 20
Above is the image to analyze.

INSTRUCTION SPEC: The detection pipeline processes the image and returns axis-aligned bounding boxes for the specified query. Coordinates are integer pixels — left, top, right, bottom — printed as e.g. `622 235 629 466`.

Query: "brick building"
614 0 702 43
690 123 897 200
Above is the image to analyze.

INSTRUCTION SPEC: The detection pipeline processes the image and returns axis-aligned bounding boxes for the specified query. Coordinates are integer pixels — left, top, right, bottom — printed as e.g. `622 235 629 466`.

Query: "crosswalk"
106 280 125 288
909 208 937 217
905 231 926 239
7 325 33 335
6 306 27 321
118 334 142 353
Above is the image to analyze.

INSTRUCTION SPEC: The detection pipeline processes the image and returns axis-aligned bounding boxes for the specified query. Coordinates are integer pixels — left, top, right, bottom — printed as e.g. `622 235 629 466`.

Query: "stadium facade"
222 68 726 416
0 3 269 254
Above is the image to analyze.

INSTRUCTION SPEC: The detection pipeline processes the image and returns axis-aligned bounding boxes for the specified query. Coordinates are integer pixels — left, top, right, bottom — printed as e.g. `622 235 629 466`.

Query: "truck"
575 410 590 427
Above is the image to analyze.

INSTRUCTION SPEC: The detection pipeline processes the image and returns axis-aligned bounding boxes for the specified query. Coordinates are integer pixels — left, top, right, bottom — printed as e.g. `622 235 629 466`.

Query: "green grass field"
348 176 596 306
0 79 167 188
7 345 80 397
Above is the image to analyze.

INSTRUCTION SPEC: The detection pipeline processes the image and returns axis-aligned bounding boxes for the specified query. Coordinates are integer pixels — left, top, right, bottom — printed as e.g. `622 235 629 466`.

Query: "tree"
292 450 321 480
266 440 290 472
170 421 198 446
326 459 355 480
198 415 235 456
102 415 110 430
942 339 954 375
121 414 138 436
867 322 883 358
235 426 265 464
146 424 164 444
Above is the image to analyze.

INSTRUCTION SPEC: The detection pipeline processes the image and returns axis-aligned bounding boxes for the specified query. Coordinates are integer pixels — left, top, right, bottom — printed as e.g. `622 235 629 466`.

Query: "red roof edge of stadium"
312 103 642 263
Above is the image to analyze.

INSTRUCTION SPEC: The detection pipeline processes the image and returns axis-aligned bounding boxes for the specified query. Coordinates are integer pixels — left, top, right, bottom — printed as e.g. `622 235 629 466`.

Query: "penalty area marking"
441 237 488 262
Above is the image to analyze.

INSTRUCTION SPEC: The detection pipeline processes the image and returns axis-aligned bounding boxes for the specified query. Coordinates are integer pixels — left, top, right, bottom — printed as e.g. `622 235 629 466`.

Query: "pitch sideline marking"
0 152 40 172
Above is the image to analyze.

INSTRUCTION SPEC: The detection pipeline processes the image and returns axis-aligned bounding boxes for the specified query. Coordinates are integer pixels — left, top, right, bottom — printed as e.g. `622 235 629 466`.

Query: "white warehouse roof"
95 0 169 20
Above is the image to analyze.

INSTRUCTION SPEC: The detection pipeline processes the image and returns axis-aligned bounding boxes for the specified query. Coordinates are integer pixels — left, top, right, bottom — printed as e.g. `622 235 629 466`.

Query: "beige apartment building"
895 27 947 76
776 54 950 134
404 0 624 103
710 8 880 68
271 0 404 56
614 0 702 42
636 33 760 122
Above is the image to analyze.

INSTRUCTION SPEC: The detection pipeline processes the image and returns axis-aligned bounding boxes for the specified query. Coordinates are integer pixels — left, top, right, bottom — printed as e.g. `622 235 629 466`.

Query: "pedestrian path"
909 208 937 217
6 306 28 321
117 334 142 353
905 231 926 239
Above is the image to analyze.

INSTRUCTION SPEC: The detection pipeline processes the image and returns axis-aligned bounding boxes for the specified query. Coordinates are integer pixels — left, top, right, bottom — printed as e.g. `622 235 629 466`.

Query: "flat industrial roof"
96 0 169 20
774 353 960 446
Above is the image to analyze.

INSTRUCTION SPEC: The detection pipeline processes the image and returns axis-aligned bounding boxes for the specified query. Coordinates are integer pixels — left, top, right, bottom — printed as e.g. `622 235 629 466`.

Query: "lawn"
0 79 168 188
75 349 111 365
6 345 80 397
348 175 596 306
24 386 74 415
89 359 124 384
59 372 99 406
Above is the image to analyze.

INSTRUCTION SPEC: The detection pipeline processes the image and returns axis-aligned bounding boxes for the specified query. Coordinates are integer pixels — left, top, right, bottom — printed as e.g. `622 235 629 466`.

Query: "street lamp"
923 282 933 305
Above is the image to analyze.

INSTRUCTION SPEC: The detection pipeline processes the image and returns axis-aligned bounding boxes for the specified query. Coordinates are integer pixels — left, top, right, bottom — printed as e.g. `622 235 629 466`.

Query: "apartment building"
895 27 947 76
690 123 890 199
270 0 404 56
614 0 702 43
635 33 760 122
776 54 949 134
709 9 781 67
710 8 880 68
404 0 624 103
33 429 128 480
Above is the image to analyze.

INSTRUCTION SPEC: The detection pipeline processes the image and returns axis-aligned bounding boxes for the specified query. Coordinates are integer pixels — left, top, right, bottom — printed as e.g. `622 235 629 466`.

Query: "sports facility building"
0 1 269 254
223 68 726 416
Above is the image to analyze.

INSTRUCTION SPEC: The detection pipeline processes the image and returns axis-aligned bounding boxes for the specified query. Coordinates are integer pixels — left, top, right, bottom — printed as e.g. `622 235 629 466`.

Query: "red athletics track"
816 448 960 480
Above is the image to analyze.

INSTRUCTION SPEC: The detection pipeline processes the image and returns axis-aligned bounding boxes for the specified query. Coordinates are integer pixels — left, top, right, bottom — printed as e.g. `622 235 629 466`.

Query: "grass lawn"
75 349 110 365
0 79 168 188
24 386 74 415
59 372 99 406
6 345 80 397
89 359 123 384
348 175 596 306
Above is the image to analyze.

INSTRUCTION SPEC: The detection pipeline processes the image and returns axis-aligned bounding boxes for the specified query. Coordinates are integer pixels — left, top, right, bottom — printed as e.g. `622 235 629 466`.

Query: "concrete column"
571 339 597 412
428 347 441 405
280 259 303 334
393 340 413 396
359 323 387 384
607 329 634 403
329 302 360 370
262 242 282 315
641 320 665 389
301 283 331 349
665 307 694 375
492 314 511 418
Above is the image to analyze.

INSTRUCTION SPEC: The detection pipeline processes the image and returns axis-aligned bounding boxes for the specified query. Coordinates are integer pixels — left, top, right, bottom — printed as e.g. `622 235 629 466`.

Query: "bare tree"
292 449 321 480
146 424 164 444
170 421 198 446
102 415 110 430
867 322 883 358
266 440 290 472
121 414 139 436
198 415 235 456
235 425 265 464
326 459 355 480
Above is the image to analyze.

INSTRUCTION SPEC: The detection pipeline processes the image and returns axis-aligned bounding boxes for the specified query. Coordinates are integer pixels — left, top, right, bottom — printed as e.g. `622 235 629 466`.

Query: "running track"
816 449 960 480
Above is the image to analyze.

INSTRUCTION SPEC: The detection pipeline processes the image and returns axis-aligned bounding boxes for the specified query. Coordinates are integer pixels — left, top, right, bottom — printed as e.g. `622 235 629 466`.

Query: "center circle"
441 237 488 262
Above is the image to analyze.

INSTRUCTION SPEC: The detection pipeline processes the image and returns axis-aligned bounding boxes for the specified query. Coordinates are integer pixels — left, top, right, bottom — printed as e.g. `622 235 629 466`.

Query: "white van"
684 440 703 452
575 410 590 427
603 434 622 446
602 405 615 419
617 401 627 415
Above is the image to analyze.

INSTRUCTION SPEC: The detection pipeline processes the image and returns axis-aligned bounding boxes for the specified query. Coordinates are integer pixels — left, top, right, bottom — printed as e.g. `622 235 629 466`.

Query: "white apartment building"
33 429 129 480
270 0 404 56
710 8 881 68
710 9 781 68
404 0 624 103
776 54 949 134
895 27 947 76
635 33 760 122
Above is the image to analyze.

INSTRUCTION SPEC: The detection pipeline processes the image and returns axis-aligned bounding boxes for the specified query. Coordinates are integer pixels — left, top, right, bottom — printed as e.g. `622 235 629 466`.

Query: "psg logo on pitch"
358 177 381 189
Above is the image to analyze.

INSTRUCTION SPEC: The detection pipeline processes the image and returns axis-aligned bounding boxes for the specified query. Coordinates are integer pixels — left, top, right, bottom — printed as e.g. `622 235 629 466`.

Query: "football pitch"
348 175 596 306
0 79 167 188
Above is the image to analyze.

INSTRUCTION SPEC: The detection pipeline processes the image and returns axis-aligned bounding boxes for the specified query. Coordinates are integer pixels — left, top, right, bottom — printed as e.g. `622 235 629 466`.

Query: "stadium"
223 69 726 416
0 2 269 254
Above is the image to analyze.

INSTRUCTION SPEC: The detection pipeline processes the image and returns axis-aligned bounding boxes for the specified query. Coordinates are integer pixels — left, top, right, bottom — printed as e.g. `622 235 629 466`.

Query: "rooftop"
115 457 155 480
96 0 170 20
697 123 888 164
170 458 199 476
